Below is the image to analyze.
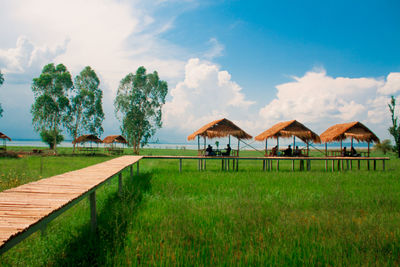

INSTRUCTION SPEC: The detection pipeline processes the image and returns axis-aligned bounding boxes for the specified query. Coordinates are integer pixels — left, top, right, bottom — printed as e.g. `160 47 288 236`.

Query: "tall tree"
388 95 400 158
68 66 105 152
31 63 73 151
114 66 168 154
0 70 4 117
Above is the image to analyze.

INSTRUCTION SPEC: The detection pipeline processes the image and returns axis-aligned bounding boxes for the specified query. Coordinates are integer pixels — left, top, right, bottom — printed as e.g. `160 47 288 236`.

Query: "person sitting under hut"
351 146 360 157
222 144 231 156
293 146 301 156
342 146 349 157
206 145 216 156
284 145 292 157
271 145 278 156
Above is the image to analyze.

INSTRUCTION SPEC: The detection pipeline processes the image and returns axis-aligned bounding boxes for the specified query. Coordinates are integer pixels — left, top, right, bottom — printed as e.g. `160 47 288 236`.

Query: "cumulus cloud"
0 36 68 76
258 69 399 137
163 58 255 131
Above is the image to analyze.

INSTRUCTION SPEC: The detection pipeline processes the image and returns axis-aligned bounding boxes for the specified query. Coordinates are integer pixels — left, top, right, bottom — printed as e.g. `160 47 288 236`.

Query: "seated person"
350 146 360 157
341 147 348 157
222 144 231 156
284 145 292 157
271 145 278 156
293 146 301 156
205 145 216 156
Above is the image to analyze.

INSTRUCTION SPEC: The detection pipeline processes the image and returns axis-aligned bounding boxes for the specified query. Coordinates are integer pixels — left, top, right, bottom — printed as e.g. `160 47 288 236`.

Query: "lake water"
6 139 373 151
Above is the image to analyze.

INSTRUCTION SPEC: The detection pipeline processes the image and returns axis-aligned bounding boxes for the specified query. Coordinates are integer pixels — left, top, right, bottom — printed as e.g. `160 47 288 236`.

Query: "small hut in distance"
103 135 127 154
73 134 102 152
187 118 252 156
320 121 380 157
254 120 321 156
0 132 11 152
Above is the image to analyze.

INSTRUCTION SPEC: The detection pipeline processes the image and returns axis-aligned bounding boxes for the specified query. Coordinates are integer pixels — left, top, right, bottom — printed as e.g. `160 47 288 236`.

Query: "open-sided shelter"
187 118 252 156
73 134 102 151
254 120 320 155
0 132 11 151
320 121 380 156
102 135 127 154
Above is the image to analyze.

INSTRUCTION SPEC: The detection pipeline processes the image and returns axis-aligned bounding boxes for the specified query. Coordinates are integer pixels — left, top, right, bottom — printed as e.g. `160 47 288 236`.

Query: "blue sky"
0 0 399 143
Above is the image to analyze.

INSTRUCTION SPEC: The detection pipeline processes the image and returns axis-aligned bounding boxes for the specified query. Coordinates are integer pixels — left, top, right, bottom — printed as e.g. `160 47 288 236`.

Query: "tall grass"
0 149 399 266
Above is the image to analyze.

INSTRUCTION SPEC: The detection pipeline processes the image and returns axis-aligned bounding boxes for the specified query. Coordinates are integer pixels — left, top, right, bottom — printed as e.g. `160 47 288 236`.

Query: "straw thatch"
320 121 380 143
187 118 252 141
254 120 321 143
73 134 102 144
0 132 11 141
102 135 128 144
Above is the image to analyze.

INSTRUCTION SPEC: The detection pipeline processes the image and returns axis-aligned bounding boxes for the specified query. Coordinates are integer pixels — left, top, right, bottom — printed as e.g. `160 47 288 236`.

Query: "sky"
0 0 399 144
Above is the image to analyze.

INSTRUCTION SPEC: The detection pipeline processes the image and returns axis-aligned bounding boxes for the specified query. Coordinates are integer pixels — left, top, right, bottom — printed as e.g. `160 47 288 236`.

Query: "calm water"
7 139 373 150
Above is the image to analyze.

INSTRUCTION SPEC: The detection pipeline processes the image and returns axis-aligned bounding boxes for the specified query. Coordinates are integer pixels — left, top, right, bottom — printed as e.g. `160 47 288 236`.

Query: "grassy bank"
0 149 399 266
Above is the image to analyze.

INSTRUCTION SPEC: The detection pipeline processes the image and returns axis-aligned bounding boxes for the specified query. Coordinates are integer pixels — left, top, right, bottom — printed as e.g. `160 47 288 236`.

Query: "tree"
31 63 73 152
40 129 64 149
67 66 105 152
375 139 392 155
388 96 400 158
0 70 4 117
114 66 168 154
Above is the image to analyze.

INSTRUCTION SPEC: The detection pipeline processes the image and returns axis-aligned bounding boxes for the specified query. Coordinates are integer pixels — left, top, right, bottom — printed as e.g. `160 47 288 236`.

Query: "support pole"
137 161 139 175
130 165 133 178
383 160 385 171
332 160 334 172
292 160 294 171
307 159 311 171
358 160 360 170
325 143 327 156
263 160 266 171
89 191 97 232
367 160 370 170
118 172 122 195
265 139 268 156
325 160 327 171
277 159 279 171
368 142 370 157
236 158 239 171
373 160 376 171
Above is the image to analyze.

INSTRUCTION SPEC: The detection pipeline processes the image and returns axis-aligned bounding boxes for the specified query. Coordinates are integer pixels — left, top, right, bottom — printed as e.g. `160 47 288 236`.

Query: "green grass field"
0 147 399 266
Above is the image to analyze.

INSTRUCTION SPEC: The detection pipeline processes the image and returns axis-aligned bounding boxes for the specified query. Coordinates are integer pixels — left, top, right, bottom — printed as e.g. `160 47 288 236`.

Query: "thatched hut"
254 120 320 156
103 135 127 154
187 118 252 156
320 121 380 156
73 134 102 151
0 132 11 151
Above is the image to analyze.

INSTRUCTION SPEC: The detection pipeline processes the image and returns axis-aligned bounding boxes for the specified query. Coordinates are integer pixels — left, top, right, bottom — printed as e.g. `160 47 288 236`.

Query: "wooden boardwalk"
0 155 142 254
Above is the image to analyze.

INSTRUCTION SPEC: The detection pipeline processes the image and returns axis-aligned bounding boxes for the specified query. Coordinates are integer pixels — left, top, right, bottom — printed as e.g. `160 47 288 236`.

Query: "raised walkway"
0 155 142 255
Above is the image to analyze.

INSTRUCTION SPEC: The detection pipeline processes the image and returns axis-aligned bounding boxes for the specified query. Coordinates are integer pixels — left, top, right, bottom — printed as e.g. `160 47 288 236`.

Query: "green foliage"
40 129 64 149
0 70 4 117
375 139 392 155
114 66 168 154
388 96 400 156
31 63 73 151
67 66 104 151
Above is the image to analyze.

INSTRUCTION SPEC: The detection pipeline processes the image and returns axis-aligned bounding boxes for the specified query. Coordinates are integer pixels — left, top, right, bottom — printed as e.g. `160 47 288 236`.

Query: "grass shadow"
52 172 152 266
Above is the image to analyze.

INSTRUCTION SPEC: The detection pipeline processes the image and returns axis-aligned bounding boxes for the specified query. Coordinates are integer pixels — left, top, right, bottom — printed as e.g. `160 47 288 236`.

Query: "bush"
374 139 392 155
40 130 64 149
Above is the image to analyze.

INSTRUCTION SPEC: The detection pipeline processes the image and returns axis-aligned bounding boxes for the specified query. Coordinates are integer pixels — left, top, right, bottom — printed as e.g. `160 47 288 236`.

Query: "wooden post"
351 137 353 149
383 160 385 171
118 172 122 195
265 139 268 156
89 191 97 232
130 165 133 178
340 140 342 151
137 161 139 175
236 158 239 171
358 160 360 170
263 160 266 171
277 137 279 151
325 159 328 171
332 160 334 172
293 136 296 149
277 159 279 171
367 142 370 157
367 160 370 170
325 143 327 156
350 160 353 170
300 159 304 171
237 138 240 157
179 159 182 173
270 160 273 171
198 135 201 170
221 159 224 171
373 160 376 171
307 159 311 171
341 159 344 171
307 142 309 156
204 158 207 171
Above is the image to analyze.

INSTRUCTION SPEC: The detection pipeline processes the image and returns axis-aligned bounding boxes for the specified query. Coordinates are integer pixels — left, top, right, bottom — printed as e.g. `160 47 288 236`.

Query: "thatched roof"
187 118 252 141
73 134 102 144
320 121 380 143
254 120 321 143
0 132 11 141
102 135 128 144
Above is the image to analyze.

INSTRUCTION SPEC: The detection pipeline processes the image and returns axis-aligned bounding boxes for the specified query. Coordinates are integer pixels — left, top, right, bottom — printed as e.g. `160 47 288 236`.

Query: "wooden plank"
0 155 142 255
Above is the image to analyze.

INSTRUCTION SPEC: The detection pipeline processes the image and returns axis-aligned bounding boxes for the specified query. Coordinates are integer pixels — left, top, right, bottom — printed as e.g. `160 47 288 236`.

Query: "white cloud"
378 72 400 95
163 58 255 132
258 69 400 138
204 38 224 59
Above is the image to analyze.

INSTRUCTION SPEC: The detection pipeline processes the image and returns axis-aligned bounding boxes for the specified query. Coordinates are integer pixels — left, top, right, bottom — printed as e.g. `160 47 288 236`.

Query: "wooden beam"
89 191 97 233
